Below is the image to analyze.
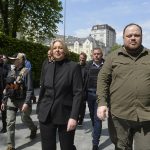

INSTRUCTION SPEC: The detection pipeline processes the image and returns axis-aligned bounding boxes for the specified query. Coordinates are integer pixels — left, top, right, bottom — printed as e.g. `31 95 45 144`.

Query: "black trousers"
109 115 150 150
40 121 76 150
0 101 7 129
78 100 86 124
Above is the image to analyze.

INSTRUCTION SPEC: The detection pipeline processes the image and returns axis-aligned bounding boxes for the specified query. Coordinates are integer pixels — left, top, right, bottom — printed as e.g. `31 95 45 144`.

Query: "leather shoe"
30 126 37 139
6 145 16 150
0 128 7 133
92 145 98 150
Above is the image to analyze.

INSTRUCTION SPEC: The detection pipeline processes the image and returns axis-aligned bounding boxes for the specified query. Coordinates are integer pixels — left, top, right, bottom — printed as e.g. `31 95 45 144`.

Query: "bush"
0 34 79 87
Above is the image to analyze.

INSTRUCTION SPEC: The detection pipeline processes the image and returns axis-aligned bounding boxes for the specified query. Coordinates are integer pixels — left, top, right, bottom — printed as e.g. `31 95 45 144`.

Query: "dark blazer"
37 59 83 124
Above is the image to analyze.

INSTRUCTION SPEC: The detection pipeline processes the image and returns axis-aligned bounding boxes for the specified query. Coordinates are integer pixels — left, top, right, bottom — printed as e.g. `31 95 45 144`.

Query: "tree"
0 0 63 40
110 43 122 52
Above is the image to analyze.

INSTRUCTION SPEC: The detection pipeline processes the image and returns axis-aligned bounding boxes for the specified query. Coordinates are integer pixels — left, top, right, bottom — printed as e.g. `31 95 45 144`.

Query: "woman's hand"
67 118 77 132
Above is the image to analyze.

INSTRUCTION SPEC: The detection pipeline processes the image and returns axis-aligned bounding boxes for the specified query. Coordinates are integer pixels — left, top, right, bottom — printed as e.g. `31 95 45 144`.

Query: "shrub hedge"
0 33 79 87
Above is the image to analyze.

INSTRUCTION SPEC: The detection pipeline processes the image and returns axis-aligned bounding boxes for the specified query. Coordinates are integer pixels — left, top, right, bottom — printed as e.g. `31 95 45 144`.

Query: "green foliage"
0 0 63 39
110 43 122 52
0 34 79 87
69 51 79 62
0 33 48 87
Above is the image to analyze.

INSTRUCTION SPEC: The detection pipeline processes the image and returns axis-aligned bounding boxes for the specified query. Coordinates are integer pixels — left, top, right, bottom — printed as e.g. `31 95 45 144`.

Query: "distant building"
90 24 116 54
40 24 116 60
49 35 105 60
65 36 94 60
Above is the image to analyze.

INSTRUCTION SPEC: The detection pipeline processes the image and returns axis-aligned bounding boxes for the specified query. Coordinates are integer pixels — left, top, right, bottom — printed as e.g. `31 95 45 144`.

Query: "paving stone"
0 88 114 150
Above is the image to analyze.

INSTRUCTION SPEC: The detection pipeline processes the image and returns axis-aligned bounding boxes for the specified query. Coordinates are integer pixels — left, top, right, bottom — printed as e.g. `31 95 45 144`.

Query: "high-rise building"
90 24 116 53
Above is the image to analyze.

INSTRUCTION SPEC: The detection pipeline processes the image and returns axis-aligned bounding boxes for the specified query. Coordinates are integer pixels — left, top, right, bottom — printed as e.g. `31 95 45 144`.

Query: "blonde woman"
37 39 83 150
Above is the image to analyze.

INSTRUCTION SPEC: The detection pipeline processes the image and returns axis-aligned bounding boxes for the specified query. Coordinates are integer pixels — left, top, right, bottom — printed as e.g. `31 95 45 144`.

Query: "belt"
88 89 96 93
7 106 18 112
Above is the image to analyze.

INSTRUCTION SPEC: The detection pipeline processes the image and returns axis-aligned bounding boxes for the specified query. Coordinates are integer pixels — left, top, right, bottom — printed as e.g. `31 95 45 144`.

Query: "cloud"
140 21 150 48
58 0 150 48
74 28 91 38
141 21 150 29
116 31 123 45
143 33 150 48
57 24 64 35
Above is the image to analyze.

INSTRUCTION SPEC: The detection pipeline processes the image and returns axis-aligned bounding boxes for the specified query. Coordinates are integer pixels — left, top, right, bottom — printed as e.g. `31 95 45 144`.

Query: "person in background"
39 49 53 87
47 49 53 62
78 52 87 126
42 49 53 66
97 23 150 150
0 55 9 133
85 48 104 150
23 53 36 104
24 54 32 70
1 53 37 150
37 39 83 150
3 55 9 65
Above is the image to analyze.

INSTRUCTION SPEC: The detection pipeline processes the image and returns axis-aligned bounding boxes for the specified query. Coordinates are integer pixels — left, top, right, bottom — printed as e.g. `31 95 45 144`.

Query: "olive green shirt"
97 46 150 121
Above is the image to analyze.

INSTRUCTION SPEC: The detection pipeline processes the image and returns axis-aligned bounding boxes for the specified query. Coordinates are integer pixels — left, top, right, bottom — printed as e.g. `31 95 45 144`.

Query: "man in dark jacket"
1 53 37 150
85 48 104 150
78 52 87 126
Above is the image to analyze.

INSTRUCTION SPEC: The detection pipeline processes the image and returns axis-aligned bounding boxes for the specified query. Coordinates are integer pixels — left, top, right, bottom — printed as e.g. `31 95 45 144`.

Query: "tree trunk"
11 1 25 38
0 0 9 35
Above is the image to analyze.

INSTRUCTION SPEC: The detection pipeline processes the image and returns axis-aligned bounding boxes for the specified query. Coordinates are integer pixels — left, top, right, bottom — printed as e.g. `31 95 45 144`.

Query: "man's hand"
97 106 109 121
67 118 77 132
21 103 29 112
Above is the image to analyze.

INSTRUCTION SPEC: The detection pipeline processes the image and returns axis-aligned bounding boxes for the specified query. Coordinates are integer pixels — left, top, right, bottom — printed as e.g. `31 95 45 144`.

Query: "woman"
37 39 83 150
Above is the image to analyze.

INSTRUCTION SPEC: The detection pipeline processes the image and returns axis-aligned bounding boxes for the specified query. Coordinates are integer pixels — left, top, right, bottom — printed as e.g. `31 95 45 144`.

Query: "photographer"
1 53 37 150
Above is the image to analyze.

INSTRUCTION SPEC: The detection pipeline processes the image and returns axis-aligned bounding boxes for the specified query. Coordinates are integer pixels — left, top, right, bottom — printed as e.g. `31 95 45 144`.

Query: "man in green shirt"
96 23 150 150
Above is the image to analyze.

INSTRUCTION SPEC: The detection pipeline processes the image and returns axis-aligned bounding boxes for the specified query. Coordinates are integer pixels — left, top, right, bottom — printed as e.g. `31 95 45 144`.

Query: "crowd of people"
0 23 150 150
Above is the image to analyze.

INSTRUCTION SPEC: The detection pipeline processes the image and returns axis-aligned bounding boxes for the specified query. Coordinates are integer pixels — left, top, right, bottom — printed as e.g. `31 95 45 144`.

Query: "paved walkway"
0 89 114 150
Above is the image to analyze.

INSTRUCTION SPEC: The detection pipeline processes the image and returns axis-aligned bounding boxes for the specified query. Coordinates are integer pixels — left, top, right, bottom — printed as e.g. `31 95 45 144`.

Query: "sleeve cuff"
97 97 107 106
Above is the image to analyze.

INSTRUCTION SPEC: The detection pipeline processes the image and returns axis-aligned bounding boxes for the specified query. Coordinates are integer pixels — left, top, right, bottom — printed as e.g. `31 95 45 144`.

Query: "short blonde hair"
93 48 103 55
50 39 70 58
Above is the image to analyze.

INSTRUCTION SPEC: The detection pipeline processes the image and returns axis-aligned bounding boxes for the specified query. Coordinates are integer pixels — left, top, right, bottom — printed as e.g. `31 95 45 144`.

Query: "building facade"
65 36 106 60
64 24 116 60
43 24 116 60
90 24 116 47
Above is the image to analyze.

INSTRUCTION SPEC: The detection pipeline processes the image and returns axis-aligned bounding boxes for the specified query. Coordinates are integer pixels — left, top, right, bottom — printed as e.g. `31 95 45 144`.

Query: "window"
93 26 97 30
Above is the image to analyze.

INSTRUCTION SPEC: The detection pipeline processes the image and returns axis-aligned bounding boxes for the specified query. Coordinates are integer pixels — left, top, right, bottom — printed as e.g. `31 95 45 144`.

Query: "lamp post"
64 0 67 41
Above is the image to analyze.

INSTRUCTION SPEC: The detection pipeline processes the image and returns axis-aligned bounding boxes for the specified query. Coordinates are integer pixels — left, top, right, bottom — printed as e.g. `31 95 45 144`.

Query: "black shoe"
78 122 83 127
6 145 16 150
92 145 98 150
30 126 37 139
0 128 7 133
32 96 36 104
73 145 77 150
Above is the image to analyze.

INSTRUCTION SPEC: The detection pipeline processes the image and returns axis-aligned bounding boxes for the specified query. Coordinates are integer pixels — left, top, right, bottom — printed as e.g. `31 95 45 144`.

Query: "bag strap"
19 67 28 76
16 67 28 83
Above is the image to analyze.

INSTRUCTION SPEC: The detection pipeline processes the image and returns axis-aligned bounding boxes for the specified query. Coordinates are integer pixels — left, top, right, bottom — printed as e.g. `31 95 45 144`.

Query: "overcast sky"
58 0 150 48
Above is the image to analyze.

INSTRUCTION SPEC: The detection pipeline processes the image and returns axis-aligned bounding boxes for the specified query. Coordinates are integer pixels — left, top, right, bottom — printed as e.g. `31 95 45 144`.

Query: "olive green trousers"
108 114 150 150
6 98 36 148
